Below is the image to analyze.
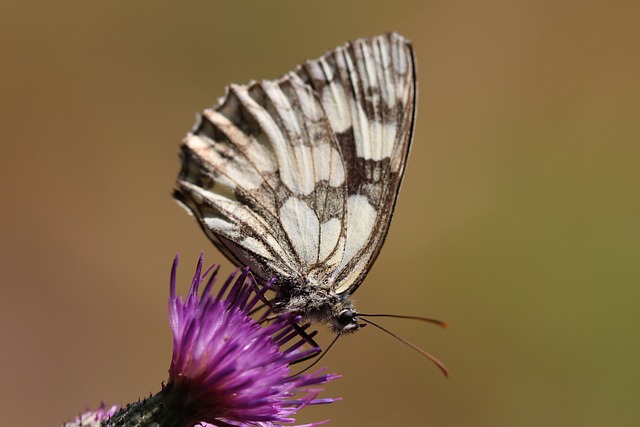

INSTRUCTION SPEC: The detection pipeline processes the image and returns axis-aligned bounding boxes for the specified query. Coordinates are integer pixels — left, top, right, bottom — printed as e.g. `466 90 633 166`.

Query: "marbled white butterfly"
175 33 419 337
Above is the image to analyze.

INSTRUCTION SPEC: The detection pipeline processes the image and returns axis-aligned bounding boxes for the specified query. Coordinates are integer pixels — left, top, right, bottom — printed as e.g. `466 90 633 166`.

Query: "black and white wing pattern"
174 32 416 331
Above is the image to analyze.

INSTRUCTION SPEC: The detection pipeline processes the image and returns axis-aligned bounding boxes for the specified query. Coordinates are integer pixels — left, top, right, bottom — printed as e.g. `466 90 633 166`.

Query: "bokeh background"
2 1 639 426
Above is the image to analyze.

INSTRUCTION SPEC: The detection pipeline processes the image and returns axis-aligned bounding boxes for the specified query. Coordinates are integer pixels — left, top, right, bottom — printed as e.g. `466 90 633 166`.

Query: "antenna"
361 316 449 378
359 313 448 328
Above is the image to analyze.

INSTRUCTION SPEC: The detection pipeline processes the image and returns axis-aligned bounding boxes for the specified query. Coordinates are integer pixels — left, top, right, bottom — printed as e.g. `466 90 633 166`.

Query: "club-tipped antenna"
361 317 449 378
292 334 340 376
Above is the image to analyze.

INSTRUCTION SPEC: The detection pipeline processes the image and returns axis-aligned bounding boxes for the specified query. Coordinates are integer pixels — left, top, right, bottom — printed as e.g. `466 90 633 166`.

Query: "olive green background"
2 1 639 426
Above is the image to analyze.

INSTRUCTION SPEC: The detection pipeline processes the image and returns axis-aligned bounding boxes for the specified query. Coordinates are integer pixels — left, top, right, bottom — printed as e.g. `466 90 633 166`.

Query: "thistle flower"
66 255 338 427
163 254 339 426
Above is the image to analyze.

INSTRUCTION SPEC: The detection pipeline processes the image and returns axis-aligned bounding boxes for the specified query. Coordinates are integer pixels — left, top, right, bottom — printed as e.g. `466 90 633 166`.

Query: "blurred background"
2 1 639 426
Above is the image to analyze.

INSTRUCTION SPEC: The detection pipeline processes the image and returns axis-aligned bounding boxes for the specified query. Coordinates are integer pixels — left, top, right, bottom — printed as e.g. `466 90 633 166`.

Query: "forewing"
296 32 416 295
175 74 348 283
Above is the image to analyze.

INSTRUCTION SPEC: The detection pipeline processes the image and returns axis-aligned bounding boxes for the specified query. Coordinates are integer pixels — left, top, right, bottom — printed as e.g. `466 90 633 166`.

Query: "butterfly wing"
175 74 348 284
296 32 416 295
175 32 416 296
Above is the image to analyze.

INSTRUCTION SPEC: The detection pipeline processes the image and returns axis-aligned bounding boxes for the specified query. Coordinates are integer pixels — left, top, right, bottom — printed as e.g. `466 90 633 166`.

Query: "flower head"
166 254 339 426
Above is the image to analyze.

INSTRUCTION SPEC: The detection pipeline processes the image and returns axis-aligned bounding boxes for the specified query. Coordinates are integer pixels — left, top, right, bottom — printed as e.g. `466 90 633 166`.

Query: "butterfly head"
332 308 361 334
324 292 362 334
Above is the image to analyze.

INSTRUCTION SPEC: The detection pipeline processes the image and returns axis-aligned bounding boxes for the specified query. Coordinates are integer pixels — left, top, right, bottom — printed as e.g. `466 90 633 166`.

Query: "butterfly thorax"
271 277 361 334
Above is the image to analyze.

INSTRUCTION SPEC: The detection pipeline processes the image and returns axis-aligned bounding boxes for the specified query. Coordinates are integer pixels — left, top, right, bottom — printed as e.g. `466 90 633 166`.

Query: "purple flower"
65 255 338 427
165 254 339 426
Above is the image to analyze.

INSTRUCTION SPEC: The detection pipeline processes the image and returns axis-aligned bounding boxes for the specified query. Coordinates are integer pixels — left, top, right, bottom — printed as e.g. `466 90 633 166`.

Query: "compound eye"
337 310 356 327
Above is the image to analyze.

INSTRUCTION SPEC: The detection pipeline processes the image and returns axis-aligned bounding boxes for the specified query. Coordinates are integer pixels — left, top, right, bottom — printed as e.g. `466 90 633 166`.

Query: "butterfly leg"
289 323 322 365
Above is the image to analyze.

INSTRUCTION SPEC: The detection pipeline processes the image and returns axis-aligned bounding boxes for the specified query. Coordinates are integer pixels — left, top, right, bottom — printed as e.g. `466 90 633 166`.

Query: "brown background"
2 1 639 426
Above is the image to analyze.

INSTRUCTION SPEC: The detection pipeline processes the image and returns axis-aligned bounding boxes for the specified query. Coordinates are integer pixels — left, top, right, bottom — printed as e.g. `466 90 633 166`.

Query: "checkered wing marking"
296 32 416 295
175 74 348 284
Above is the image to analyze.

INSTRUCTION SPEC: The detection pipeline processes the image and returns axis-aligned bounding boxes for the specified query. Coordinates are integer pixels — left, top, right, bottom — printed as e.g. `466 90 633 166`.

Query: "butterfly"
175 32 417 336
